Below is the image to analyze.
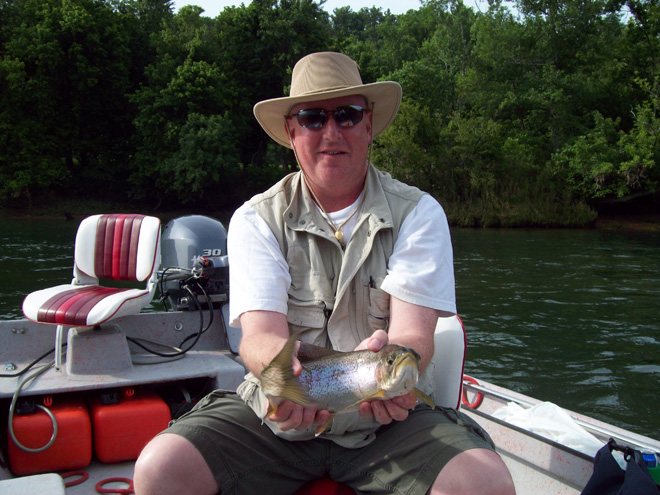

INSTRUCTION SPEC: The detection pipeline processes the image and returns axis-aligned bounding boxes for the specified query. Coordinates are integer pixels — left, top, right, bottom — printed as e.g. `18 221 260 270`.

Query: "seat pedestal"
66 326 133 375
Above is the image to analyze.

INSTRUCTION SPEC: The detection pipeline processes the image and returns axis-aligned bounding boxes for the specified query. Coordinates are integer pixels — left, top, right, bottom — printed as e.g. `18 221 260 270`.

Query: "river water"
1 218 659 440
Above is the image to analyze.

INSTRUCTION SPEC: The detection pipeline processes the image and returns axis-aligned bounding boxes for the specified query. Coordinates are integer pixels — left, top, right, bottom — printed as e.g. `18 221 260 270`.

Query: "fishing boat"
1 214 658 494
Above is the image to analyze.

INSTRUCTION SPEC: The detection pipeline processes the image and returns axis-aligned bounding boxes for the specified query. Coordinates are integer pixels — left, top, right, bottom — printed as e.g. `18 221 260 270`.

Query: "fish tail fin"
270 332 299 376
261 332 314 408
414 388 435 409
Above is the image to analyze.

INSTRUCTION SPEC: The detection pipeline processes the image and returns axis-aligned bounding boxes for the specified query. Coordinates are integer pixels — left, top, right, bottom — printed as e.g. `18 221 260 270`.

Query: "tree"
130 6 236 204
0 0 138 206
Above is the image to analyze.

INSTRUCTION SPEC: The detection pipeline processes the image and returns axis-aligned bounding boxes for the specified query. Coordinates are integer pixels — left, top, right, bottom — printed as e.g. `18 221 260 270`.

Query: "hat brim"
253 81 402 148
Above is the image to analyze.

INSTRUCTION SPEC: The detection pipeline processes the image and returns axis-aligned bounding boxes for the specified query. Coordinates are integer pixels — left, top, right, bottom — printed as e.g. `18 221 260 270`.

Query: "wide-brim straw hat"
254 52 402 148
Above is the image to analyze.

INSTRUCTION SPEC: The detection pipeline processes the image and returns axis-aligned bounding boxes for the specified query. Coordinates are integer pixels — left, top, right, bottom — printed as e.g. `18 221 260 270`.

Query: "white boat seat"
22 214 161 370
431 315 466 410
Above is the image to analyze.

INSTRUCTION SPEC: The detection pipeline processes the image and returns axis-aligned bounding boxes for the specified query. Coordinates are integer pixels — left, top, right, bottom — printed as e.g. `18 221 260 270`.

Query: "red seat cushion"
36 286 139 326
293 477 355 495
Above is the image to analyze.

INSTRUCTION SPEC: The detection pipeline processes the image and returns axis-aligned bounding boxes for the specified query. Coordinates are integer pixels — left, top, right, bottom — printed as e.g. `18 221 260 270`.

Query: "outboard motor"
160 215 229 311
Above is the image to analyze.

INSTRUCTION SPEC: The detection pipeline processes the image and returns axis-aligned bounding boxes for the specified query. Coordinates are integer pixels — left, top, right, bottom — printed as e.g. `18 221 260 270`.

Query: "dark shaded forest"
1 0 658 226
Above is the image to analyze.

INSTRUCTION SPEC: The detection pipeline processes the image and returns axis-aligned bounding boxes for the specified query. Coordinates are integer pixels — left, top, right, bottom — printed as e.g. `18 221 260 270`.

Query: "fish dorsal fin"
297 342 339 361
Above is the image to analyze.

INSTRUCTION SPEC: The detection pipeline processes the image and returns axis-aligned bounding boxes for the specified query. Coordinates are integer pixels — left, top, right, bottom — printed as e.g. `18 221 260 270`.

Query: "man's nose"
320 113 344 139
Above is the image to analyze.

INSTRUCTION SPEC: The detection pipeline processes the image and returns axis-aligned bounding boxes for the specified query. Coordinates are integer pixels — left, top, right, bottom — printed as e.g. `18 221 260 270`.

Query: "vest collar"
283 164 394 242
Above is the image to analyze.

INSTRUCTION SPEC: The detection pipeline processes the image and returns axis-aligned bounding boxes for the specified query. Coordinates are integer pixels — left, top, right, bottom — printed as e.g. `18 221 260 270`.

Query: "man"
134 52 515 495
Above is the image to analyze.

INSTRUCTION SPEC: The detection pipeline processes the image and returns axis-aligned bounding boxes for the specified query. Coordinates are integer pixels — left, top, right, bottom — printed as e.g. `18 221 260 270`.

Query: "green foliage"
374 101 443 194
0 0 656 225
554 78 659 200
0 0 143 205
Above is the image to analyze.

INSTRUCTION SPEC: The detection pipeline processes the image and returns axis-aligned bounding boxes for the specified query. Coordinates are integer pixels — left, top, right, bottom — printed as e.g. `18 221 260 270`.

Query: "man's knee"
134 433 218 495
431 448 515 495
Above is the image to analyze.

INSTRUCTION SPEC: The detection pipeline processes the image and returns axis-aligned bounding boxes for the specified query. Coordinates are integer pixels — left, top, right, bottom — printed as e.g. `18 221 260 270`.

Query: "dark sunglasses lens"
296 109 327 129
334 106 364 127
294 106 365 129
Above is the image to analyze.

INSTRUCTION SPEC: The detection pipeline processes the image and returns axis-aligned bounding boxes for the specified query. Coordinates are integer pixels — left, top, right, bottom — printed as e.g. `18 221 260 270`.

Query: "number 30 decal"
202 248 223 256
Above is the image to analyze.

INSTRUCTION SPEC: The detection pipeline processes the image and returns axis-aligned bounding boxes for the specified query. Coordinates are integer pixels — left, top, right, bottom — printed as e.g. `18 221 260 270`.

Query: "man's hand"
267 400 331 431
355 329 418 424
266 339 331 431
359 394 418 424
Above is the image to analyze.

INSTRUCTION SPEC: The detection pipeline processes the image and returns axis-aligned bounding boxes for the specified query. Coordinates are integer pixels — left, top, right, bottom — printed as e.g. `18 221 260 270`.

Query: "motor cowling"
160 215 229 311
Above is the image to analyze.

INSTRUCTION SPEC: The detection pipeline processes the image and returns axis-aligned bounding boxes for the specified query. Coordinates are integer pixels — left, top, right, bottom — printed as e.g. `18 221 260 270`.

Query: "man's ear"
366 104 373 142
284 119 295 144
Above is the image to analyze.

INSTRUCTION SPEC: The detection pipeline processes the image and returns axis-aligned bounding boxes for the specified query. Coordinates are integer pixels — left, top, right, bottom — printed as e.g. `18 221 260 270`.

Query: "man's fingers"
268 400 325 432
370 400 393 425
292 356 303 376
358 397 413 424
355 330 389 352
367 330 388 352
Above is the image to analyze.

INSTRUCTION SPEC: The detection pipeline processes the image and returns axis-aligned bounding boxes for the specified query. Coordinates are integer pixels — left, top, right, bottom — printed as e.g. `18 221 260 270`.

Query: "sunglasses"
288 105 367 130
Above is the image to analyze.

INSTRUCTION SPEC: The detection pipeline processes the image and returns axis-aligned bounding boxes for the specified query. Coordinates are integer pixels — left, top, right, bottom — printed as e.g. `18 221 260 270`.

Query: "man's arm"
386 295 447 372
357 296 450 424
239 310 290 379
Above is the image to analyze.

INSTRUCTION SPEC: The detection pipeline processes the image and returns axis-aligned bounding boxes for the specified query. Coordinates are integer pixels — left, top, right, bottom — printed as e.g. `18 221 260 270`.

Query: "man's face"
287 95 372 206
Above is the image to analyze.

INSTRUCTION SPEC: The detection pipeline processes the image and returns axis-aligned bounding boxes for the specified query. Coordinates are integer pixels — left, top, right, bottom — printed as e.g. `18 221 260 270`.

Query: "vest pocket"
286 302 328 346
366 285 391 332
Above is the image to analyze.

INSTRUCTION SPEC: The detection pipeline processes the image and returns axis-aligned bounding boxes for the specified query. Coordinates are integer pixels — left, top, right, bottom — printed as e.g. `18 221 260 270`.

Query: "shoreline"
593 213 660 232
2 205 659 232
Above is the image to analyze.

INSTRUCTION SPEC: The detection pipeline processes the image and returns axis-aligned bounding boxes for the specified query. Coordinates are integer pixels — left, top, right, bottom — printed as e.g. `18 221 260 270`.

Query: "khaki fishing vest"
237 164 430 447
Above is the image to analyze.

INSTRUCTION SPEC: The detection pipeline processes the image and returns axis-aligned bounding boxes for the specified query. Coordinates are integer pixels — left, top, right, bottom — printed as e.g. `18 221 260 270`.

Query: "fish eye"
387 354 396 366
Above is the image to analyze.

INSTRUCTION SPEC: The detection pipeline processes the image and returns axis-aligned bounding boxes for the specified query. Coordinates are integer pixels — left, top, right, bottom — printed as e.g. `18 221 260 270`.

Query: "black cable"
0 345 61 378
158 266 194 312
1 277 211 371
127 285 205 358
179 281 214 348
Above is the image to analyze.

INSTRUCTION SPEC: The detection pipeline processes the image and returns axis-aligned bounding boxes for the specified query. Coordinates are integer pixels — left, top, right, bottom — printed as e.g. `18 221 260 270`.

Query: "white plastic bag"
493 401 605 457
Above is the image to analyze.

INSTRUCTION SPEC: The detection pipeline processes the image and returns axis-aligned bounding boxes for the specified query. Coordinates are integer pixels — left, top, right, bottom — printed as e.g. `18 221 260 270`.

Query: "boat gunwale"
463 403 595 462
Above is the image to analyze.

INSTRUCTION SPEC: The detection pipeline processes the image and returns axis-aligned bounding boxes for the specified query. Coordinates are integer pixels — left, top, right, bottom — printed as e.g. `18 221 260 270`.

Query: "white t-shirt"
227 194 456 327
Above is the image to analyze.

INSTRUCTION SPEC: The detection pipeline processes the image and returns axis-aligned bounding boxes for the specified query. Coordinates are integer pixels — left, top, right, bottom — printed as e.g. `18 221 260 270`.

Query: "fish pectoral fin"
343 390 389 411
364 390 388 401
414 388 435 409
314 413 335 436
266 400 278 419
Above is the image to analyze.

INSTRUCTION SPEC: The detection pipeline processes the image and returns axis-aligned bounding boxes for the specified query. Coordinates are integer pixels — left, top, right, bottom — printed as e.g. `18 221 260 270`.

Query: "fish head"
375 345 421 398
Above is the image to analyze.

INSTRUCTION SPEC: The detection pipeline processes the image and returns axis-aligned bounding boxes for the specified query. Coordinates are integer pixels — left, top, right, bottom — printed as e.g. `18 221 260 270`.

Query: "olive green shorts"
164 391 495 495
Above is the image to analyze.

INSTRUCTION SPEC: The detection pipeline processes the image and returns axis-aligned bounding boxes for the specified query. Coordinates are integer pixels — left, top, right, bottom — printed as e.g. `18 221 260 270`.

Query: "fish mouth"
391 352 420 379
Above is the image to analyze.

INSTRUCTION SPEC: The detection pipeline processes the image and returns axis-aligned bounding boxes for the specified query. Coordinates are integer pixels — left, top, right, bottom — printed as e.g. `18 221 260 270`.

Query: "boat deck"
0 309 244 494
2 312 660 494
0 311 244 398
462 378 660 494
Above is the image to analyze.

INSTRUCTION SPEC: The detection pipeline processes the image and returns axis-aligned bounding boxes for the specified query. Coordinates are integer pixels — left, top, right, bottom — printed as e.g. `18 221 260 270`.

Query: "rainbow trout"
260 333 435 434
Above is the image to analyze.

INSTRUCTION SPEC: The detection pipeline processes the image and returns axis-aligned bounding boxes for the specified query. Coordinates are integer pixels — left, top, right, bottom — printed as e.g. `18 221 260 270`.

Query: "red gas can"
8 396 92 476
89 388 171 463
